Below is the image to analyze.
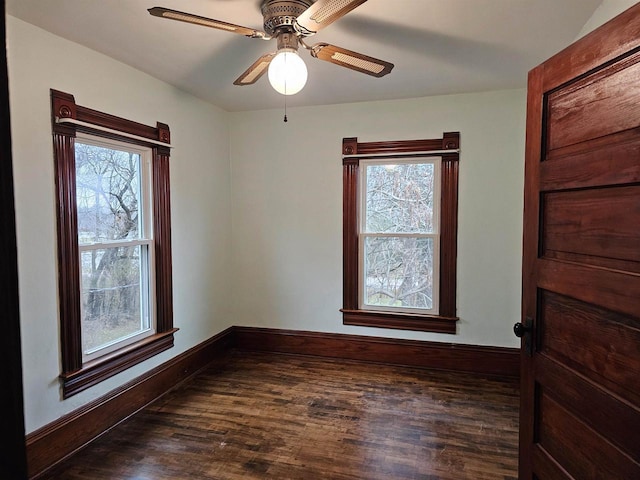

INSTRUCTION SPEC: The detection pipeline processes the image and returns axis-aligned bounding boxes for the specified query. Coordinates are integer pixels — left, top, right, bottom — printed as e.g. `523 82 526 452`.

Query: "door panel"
542 186 640 263
540 133 640 191
536 355 640 460
519 4 640 479
539 291 640 405
537 259 640 317
537 393 638 479
546 51 640 151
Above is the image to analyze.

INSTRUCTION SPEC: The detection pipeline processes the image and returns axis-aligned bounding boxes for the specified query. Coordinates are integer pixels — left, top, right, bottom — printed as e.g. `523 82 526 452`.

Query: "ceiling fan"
148 0 394 96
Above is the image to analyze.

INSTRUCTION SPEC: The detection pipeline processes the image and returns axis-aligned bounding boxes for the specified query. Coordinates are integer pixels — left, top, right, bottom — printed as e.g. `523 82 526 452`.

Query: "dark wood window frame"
51 89 177 398
341 132 460 334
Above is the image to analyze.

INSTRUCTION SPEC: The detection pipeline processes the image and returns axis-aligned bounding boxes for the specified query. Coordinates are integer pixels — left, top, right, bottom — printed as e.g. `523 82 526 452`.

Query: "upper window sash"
359 157 442 235
75 134 154 244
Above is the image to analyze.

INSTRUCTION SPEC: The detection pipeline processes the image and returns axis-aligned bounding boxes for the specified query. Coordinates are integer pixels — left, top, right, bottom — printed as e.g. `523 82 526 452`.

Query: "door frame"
0 0 28 477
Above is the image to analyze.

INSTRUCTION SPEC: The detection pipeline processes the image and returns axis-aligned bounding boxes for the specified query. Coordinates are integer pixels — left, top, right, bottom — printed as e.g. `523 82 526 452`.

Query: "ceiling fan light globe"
268 50 308 95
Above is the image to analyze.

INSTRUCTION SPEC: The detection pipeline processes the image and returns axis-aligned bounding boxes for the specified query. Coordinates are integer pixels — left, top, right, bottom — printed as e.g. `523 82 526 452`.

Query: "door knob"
513 322 531 337
514 317 533 356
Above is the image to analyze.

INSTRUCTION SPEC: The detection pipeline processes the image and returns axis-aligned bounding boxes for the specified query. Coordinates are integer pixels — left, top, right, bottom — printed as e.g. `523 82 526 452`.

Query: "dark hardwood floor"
41 350 519 479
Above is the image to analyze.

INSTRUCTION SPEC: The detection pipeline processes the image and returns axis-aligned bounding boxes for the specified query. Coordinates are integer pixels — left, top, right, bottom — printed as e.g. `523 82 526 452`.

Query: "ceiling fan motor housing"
261 0 313 35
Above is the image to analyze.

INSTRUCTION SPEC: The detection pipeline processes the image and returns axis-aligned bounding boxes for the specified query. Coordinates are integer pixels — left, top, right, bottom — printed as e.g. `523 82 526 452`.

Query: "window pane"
81 245 149 353
365 163 435 233
364 236 434 310
76 143 141 244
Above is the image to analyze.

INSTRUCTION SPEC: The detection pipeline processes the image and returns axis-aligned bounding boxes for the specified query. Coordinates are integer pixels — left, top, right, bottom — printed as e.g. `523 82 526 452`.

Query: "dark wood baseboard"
234 327 520 378
26 327 235 479
26 325 518 478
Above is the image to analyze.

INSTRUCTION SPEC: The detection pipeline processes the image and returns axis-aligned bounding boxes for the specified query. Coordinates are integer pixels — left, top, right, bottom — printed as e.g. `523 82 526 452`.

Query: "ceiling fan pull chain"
284 93 288 123
284 56 288 122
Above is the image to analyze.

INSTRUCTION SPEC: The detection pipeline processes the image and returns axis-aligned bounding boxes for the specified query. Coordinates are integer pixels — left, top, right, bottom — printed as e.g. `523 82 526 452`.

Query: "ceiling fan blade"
233 53 276 86
148 7 268 38
295 0 368 35
310 43 394 77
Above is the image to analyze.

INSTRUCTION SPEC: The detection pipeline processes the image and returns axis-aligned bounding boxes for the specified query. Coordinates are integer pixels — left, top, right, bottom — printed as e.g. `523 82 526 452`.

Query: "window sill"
342 310 458 334
60 328 178 398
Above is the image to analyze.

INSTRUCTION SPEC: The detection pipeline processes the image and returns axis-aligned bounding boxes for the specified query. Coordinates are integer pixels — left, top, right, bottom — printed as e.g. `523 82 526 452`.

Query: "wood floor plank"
40 351 519 479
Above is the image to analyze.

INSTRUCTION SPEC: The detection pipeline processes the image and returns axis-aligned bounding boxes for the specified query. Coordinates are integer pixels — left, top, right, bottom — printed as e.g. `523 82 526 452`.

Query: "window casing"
51 89 176 398
341 133 460 333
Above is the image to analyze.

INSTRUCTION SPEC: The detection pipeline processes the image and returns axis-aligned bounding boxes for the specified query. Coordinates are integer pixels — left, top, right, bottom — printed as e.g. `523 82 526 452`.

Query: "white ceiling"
7 0 601 112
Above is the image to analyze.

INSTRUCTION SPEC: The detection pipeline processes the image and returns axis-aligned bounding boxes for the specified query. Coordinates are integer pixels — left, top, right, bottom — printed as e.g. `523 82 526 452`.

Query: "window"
51 89 176 397
76 136 155 362
360 159 441 314
341 133 460 333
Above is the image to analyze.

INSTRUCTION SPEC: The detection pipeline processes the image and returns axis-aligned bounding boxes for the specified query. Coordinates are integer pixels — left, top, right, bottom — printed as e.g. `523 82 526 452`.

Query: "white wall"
577 0 638 38
7 16 232 433
229 90 526 348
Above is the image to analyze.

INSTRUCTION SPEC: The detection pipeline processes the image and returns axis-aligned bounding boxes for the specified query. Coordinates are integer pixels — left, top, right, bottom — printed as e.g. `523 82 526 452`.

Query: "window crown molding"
51 89 171 150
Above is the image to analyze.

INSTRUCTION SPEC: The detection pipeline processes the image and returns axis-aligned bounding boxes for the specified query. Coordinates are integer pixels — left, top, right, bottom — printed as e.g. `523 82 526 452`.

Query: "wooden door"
519 4 640 479
0 0 28 477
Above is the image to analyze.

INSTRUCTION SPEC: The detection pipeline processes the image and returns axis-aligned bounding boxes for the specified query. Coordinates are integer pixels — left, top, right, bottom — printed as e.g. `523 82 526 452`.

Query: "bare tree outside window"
362 162 438 312
75 143 141 242
75 141 152 356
